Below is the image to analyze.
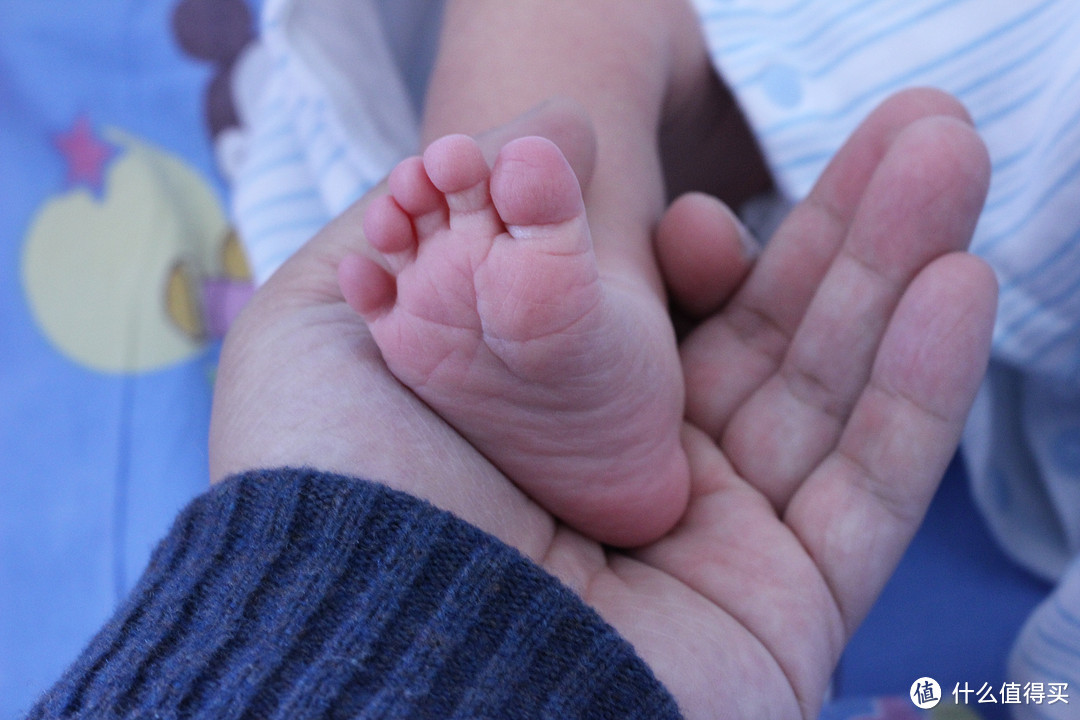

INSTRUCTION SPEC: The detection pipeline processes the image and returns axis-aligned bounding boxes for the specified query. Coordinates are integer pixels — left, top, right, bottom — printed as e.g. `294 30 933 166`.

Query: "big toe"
490 136 586 229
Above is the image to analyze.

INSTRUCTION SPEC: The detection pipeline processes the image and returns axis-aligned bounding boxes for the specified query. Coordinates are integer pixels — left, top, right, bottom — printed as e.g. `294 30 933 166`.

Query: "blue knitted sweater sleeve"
27 468 683 719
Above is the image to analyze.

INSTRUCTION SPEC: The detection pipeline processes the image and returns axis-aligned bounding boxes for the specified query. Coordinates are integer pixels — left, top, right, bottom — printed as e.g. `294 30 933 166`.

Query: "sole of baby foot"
341 132 689 546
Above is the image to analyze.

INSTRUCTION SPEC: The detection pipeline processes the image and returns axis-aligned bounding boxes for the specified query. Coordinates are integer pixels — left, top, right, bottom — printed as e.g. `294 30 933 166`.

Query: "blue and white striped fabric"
1010 556 1080 719
233 0 421 285
693 0 1080 384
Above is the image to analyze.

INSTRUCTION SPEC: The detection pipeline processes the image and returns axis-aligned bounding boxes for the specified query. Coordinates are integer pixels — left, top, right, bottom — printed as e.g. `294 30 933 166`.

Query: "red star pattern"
54 114 119 197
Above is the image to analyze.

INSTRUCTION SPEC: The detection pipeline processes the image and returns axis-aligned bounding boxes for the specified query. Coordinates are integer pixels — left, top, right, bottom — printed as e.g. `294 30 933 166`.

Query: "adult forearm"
28 469 681 719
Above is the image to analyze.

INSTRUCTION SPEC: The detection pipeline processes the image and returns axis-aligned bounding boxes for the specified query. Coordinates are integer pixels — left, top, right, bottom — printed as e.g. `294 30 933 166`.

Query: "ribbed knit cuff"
29 468 682 719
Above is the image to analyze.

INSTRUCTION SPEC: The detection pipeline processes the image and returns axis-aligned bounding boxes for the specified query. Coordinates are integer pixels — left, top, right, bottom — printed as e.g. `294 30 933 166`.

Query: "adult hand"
586 87 996 718
209 88 996 719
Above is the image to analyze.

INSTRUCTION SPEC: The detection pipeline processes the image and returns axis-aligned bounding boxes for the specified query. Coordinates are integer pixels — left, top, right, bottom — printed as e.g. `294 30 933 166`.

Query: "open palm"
210 89 996 720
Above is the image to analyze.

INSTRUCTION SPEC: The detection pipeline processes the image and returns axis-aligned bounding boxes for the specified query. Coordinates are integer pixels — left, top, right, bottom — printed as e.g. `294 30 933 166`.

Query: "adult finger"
682 88 975 435
785 251 997 634
720 114 990 508
657 191 758 321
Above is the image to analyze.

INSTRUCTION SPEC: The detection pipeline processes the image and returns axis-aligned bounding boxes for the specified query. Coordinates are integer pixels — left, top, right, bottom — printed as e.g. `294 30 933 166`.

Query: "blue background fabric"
841 457 1050 720
0 0 258 714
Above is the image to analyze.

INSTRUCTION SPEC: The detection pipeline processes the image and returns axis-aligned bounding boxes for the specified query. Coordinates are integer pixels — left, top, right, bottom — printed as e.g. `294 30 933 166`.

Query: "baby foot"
340 133 688 546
